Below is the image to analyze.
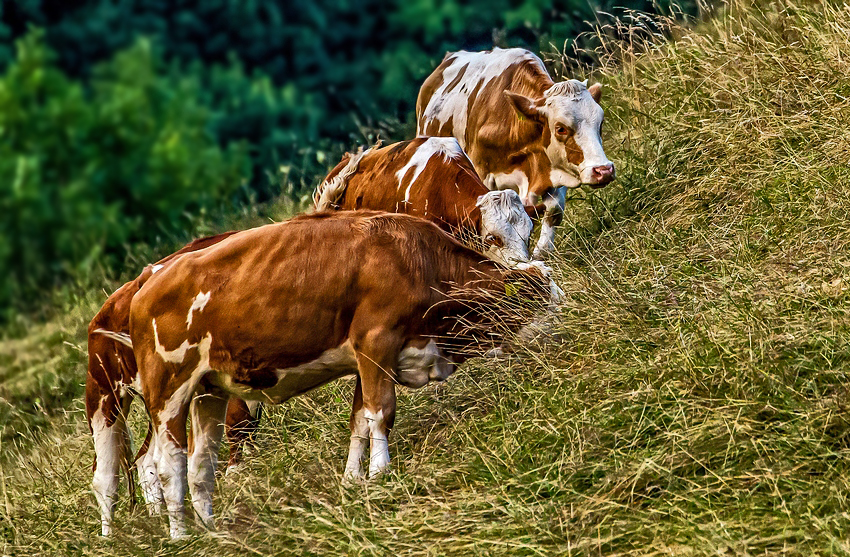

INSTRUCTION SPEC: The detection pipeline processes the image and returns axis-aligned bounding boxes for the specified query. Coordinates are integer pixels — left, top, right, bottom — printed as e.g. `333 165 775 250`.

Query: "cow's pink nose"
591 164 615 186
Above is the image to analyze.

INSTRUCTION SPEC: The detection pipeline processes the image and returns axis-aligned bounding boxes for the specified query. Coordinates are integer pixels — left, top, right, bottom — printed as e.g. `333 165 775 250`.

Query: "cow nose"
591 164 615 186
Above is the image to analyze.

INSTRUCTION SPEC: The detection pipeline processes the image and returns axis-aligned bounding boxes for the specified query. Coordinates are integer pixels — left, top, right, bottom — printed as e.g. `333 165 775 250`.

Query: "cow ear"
505 91 544 124
588 82 603 104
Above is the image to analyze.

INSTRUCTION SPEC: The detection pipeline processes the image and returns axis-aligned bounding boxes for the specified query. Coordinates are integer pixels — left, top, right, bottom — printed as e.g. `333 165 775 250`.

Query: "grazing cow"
87 231 262 536
315 136 541 267
416 47 616 258
115 211 550 538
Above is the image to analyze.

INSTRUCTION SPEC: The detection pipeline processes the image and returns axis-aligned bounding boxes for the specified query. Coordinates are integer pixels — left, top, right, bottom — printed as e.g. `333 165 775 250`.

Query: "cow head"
476 190 533 267
506 80 615 189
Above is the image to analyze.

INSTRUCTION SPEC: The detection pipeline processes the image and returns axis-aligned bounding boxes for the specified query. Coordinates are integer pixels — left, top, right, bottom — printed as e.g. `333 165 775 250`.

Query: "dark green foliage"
0 0 697 195
0 31 249 316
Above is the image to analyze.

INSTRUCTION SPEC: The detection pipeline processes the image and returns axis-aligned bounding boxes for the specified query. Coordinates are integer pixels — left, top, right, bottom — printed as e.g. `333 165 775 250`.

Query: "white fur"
542 83 613 186
152 330 213 538
209 342 357 404
344 407 369 480
91 408 121 536
365 409 390 478
151 264 164 274
136 436 164 515
188 394 227 530
186 291 211 329
397 339 455 388
314 145 374 210
153 318 205 364
397 137 464 202
419 48 542 147
486 169 531 201
476 190 533 266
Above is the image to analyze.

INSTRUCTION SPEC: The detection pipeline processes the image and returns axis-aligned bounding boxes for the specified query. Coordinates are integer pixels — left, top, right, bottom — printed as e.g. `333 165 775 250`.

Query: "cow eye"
555 125 570 136
485 234 504 248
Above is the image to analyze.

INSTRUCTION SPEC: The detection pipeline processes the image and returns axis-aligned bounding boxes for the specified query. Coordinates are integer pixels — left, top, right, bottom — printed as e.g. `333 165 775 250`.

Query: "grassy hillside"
2 0 850 554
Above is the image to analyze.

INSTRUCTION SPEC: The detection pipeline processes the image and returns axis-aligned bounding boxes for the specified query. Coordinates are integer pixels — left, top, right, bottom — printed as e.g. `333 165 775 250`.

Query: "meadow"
2 1 850 554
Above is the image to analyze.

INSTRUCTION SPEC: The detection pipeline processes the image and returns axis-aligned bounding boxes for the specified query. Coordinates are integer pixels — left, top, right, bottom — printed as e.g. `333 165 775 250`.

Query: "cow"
315 136 542 267
416 47 616 259
108 211 551 538
87 231 262 536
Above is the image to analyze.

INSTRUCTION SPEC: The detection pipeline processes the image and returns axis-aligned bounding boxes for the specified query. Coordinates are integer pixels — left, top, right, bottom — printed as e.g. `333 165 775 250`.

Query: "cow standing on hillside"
417 47 615 258
87 232 262 536
315 136 541 267
105 211 550 538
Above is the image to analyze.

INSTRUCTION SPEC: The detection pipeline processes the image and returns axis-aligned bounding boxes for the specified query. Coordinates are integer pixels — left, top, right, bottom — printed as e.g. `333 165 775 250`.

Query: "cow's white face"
476 190 533 267
507 80 615 189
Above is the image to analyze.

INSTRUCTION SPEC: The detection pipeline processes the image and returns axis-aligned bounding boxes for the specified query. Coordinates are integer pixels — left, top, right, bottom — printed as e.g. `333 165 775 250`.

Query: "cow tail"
91 328 133 348
313 142 379 210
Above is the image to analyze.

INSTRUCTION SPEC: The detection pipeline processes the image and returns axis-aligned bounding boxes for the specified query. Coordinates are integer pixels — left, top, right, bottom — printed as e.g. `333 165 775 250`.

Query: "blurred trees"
0 0 696 317
0 32 248 314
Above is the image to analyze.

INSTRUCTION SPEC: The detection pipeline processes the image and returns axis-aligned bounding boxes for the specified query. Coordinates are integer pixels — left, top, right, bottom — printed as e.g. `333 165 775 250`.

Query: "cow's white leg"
137 433 164 515
188 392 227 530
155 423 189 539
344 378 369 480
91 405 122 536
533 186 566 259
366 408 390 478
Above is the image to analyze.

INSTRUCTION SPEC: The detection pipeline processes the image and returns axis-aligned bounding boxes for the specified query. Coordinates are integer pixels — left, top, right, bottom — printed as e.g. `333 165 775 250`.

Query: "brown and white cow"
417 47 615 258
111 211 549 538
87 231 262 535
315 136 540 267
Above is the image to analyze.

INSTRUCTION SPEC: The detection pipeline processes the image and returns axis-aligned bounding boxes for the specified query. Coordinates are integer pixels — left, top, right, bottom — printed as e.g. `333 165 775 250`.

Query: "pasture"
2 1 850 554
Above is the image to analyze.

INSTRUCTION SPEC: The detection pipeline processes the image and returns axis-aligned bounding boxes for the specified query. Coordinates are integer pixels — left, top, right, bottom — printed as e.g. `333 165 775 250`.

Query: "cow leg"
188 390 228 529
137 433 164 515
147 377 195 539
344 376 369 479
90 396 124 536
352 330 399 478
532 186 566 259
225 398 263 472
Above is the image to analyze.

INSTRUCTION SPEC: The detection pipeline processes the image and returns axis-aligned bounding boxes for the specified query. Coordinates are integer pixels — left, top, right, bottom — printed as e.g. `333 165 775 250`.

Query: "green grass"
3 0 850 554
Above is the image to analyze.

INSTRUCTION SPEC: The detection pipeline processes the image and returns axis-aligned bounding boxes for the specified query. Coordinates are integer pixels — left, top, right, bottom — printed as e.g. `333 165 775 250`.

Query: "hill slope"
2 1 850 555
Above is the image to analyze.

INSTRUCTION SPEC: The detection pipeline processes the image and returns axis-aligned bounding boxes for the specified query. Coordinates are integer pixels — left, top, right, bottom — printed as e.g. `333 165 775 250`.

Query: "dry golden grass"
3 1 850 554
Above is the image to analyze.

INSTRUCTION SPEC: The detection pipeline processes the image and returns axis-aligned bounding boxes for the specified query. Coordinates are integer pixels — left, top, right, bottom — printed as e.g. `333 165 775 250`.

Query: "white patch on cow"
542 82 613 186
397 339 455 388
365 408 390 478
186 291 211 329
397 137 464 202
188 394 227 530
344 406 369 480
208 341 358 404
136 435 164 515
151 264 164 274
476 190 533 267
486 168 531 201
153 318 204 364
549 168 581 190
314 145 375 210
91 406 120 536
154 331 213 539
419 48 543 146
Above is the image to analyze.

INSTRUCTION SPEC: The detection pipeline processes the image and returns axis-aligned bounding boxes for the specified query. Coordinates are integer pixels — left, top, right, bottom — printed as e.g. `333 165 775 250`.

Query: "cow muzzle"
589 164 615 188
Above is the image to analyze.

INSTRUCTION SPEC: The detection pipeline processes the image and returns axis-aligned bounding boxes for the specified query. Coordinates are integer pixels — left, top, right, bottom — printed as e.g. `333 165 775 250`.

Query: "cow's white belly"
208 339 454 403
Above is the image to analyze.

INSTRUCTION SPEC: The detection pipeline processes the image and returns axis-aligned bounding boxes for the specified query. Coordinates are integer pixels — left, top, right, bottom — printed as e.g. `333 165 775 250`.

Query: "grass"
3 0 850 554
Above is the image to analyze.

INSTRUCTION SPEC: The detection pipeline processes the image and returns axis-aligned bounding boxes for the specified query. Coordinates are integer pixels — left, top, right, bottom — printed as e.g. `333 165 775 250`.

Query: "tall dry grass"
3 1 850 555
